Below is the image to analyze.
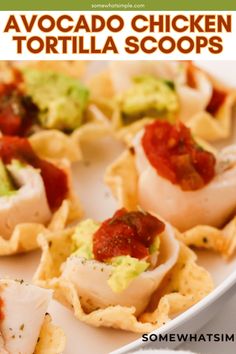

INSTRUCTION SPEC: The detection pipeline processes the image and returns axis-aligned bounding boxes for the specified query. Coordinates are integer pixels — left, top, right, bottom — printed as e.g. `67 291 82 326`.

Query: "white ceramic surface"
130 351 197 354
0 62 236 354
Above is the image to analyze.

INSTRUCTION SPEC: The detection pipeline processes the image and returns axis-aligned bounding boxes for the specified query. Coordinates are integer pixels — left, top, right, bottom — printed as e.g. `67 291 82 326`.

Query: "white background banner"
0 11 235 60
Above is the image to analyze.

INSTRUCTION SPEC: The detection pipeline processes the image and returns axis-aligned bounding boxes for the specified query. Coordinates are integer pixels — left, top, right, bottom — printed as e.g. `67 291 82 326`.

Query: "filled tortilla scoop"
34 209 213 332
0 279 65 354
0 135 82 255
61 218 179 316
133 127 236 231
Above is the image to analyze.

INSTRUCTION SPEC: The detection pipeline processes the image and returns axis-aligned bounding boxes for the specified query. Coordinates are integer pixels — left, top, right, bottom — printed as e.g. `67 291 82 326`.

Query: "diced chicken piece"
0 164 52 239
0 279 52 354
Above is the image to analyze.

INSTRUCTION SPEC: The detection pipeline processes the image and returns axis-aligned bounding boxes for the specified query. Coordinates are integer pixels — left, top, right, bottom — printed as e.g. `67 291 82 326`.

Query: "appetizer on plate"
0 135 81 255
0 61 110 162
105 120 236 257
34 209 213 333
0 278 65 354
88 61 236 143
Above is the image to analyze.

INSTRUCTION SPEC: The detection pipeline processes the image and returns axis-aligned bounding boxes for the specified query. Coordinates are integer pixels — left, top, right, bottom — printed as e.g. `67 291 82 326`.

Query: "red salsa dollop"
186 63 227 116
0 297 4 321
206 87 227 116
142 121 216 191
0 136 68 211
0 79 38 136
186 62 196 89
93 208 165 262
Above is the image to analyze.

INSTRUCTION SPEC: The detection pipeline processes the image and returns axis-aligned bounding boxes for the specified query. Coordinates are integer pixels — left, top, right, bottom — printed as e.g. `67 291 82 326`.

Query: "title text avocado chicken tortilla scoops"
4 14 231 54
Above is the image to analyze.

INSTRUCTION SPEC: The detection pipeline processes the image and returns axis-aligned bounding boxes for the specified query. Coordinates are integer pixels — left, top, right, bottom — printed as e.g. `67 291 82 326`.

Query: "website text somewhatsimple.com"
91 2 145 9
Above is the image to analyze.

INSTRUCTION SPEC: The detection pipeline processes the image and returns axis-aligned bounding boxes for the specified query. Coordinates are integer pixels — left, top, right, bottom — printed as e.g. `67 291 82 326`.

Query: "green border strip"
0 0 235 11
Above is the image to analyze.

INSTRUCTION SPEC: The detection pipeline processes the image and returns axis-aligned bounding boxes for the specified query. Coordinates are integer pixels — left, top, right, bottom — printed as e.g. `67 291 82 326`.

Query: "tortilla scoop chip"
140 243 213 323
34 313 66 354
30 104 112 163
105 149 139 211
72 114 112 145
30 130 82 162
87 70 135 124
0 197 80 256
33 229 213 333
87 70 115 101
186 78 236 142
115 116 155 145
0 224 46 256
177 215 236 259
29 132 80 164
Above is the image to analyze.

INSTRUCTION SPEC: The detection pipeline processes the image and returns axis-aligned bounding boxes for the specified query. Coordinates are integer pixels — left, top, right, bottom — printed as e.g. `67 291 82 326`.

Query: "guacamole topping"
72 219 100 259
107 256 149 293
118 76 179 125
0 159 16 197
22 69 89 131
72 209 164 293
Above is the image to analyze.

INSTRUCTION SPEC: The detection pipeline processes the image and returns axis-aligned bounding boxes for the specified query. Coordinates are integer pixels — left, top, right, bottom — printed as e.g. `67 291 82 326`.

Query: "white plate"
130 351 197 354
0 62 236 354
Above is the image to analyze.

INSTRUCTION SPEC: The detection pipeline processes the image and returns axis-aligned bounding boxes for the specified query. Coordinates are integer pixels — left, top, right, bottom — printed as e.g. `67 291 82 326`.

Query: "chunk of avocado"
22 69 89 131
72 219 100 259
118 76 179 125
0 160 16 196
108 256 149 293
